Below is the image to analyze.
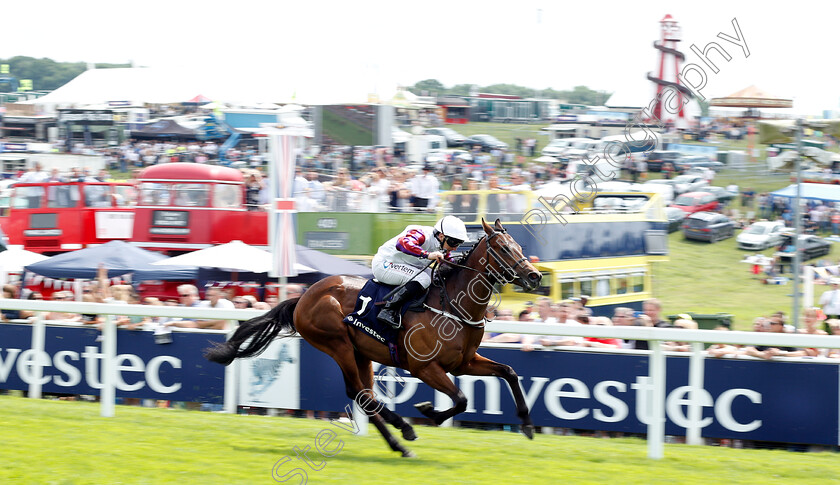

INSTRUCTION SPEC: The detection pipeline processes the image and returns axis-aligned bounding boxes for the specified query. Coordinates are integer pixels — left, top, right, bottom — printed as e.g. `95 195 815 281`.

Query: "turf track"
1 396 837 484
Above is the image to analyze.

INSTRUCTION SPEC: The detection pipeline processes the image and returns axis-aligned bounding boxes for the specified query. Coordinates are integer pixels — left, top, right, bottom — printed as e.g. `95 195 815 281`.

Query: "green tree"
410 79 445 96
0 56 129 92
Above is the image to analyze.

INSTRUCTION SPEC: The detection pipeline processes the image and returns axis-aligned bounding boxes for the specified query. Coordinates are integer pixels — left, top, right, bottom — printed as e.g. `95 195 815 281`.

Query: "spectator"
264 294 279 308
707 324 742 358
284 285 304 300
485 309 522 343
819 278 840 320
1 284 34 321
744 313 807 359
194 286 235 330
643 298 670 327
540 302 584 347
583 317 622 349
45 291 81 322
662 318 697 352
799 307 828 357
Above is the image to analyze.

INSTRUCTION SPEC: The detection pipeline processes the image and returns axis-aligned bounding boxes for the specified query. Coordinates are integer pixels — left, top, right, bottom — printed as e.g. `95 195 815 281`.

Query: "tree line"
409 79 612 106
0 56 130 92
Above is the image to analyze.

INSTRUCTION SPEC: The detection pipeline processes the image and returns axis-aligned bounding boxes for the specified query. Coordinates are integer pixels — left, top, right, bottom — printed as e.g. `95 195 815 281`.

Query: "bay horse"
206 219 542 457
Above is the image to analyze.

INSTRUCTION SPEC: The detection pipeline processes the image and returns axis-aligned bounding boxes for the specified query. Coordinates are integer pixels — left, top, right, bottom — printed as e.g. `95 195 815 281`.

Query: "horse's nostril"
528 272 541 282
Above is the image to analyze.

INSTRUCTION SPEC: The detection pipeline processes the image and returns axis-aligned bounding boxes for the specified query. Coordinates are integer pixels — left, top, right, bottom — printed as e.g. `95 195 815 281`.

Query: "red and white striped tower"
648 14 692 129
267 130 302 282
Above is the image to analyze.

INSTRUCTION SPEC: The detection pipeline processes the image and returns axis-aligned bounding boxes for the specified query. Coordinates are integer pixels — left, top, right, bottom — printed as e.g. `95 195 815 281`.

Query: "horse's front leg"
453 353 534 439
411 362 468 426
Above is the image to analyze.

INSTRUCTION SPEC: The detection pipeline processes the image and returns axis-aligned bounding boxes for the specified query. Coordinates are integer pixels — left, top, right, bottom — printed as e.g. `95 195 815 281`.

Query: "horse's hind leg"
412 362 468 426
355 353 417 443
328 343 414 457
454 353 535 439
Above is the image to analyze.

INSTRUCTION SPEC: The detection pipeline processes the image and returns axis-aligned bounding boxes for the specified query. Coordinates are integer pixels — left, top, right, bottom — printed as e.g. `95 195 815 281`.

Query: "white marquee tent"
29 67 400 110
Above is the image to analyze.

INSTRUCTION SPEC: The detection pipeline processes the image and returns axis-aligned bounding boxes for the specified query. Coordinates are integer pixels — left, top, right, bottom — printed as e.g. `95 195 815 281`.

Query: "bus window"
174 184 209 207
595 276 610 297
579 278 592 297
14 186 44 208
560 279 575 300
628 273 645 293
140 182 171 206
113 185 137 207
213 184 241 208
47 185 79 208
615 276 629 295
84 185 112 207
485 193 506 220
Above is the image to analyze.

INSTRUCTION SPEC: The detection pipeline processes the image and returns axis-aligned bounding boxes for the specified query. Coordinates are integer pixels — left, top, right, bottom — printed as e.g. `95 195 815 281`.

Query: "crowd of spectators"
478 296 840 359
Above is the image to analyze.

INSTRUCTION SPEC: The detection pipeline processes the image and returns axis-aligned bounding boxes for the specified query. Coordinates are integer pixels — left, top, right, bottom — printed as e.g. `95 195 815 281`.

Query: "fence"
2 298 840 459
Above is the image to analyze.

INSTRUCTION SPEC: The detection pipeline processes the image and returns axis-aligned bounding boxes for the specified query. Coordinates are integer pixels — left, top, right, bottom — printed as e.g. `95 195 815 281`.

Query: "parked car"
541 138 598 158
682 211 736 242
775 233 832 264
669 191 720 214
634 181 675 205
425 127 467 147
675 155 724 173
645 150 682 172
665 206 687 233
425 149 473 164
704 186 738 206
464 134 508 152
736 220 787 251
671 174 709 194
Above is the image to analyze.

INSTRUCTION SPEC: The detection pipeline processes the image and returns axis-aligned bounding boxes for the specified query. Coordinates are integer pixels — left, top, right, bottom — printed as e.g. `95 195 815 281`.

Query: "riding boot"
378 281 424 329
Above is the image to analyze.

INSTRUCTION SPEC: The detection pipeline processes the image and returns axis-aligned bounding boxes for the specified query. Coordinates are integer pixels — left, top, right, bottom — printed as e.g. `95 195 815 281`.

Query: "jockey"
372 215 470 329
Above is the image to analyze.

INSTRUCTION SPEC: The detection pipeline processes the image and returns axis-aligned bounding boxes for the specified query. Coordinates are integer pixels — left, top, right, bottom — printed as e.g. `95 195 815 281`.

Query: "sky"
4 0 837 115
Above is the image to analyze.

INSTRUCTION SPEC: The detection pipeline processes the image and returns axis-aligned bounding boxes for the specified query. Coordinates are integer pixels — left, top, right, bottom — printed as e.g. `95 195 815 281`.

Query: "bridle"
439 230 529 285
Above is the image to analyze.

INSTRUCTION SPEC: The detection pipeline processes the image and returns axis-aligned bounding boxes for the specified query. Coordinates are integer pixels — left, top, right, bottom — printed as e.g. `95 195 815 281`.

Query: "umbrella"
24 240 174 279
533 155 560 164
0 246 48 273
294 244 373 278
152 240 316 274
186 94 212 104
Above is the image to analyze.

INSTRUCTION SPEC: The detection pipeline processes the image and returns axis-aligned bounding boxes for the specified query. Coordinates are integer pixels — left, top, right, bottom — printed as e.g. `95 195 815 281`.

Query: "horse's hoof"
522 424 535 440
414 401 434 417
402 425 418 441
401 450 417 458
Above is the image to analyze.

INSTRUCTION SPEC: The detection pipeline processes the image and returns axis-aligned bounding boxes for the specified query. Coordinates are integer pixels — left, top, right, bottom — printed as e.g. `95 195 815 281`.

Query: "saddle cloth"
342 279 426 348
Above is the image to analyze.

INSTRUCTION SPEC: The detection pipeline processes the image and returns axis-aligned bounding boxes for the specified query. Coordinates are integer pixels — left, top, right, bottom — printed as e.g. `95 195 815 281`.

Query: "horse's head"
480 218 542 292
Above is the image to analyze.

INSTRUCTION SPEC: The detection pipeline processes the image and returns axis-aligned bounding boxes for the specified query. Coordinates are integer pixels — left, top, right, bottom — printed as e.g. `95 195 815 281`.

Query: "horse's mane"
434 235 486 283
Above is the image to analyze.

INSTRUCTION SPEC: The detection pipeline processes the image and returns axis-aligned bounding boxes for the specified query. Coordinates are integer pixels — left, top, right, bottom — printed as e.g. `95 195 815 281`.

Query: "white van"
565 159 621 183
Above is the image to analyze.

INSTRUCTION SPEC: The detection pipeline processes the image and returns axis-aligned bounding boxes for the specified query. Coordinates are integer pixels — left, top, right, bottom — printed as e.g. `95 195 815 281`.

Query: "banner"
238 338 300 408
297 342 839 445
0 324 226 403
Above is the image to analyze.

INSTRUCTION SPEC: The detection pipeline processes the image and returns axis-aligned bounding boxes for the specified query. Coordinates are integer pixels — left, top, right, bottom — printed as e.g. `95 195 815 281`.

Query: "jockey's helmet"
433 215 470 247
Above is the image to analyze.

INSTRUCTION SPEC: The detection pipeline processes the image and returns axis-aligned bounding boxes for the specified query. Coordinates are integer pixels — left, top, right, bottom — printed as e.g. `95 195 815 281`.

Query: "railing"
3 298 840 459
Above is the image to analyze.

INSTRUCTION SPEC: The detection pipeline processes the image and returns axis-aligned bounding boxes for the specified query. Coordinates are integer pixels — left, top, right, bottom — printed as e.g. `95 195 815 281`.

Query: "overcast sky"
4 0 836 114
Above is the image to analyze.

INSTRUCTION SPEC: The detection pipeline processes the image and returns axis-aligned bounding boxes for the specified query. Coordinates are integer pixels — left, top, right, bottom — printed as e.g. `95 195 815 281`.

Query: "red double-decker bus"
0 181 137 254
131 163 268 253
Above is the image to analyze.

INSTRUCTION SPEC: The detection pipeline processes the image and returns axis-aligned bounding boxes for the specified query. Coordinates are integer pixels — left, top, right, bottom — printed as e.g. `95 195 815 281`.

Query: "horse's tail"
204 297 299 366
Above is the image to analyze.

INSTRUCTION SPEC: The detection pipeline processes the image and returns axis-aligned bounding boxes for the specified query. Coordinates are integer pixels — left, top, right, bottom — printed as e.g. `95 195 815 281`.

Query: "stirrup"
378 309 402 329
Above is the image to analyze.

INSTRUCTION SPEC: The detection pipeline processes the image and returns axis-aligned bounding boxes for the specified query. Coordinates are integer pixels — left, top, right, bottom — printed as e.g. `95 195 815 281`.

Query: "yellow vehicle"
438 187 669 316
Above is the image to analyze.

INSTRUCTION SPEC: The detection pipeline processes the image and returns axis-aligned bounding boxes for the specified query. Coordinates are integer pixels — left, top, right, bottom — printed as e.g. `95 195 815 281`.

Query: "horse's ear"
481 218 494 234
494 219 504 232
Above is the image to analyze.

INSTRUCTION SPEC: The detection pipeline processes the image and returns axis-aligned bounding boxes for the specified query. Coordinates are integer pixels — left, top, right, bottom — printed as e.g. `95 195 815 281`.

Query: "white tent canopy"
151 240 315 274
0 246 48 273
30 67 400 109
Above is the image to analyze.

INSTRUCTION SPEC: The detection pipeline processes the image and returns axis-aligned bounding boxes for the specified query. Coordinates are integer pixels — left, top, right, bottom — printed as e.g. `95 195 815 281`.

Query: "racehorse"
205 219 542 457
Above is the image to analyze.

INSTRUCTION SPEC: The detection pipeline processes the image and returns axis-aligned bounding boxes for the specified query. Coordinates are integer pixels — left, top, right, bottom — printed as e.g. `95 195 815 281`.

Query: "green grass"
653 230 834 331
1 396 837 484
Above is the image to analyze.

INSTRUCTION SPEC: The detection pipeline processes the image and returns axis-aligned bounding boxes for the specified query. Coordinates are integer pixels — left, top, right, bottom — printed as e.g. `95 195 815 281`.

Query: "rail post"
686 342 706 445
100 314 116 418
647 340 666 459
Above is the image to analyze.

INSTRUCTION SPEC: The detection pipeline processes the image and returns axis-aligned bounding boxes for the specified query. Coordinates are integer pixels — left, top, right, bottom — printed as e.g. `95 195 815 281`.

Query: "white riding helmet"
434 215 470 243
